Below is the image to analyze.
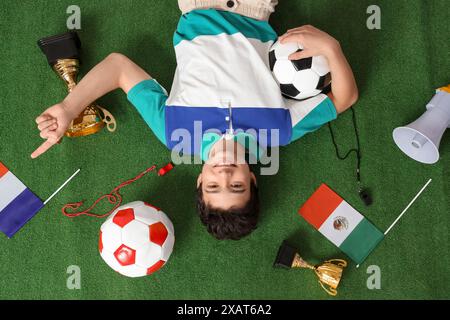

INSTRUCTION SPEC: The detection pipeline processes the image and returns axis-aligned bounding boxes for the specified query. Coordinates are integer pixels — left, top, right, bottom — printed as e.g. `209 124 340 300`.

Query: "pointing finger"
31 140 56 159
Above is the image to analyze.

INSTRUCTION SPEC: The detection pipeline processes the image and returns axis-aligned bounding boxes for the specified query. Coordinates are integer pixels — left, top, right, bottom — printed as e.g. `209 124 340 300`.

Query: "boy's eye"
231 183 243 189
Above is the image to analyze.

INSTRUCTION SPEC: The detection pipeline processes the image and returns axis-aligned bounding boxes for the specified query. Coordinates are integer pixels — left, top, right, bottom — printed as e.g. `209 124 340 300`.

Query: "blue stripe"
166 106 228 155
165 106 291 154
232 108 291 147
0 188 44 238
174 9 277 46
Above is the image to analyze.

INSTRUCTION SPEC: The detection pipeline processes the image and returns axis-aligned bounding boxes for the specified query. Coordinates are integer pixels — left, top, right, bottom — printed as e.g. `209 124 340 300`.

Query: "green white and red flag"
299 184 384 265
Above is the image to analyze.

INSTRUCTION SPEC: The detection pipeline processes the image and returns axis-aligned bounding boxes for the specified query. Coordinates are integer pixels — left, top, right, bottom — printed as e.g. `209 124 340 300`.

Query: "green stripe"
127 79 167 146
339 218 384 264
290 98 337 142
174 9 277 46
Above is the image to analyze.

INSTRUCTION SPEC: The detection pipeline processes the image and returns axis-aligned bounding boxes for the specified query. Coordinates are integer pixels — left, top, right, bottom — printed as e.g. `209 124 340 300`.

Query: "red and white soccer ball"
99 201 175 278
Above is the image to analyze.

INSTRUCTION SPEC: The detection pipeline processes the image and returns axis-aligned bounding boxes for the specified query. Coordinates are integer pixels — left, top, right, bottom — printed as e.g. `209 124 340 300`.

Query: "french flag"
0 162 44 238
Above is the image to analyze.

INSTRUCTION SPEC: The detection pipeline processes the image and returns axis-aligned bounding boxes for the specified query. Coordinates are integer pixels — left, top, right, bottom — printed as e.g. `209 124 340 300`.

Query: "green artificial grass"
0 0 448 300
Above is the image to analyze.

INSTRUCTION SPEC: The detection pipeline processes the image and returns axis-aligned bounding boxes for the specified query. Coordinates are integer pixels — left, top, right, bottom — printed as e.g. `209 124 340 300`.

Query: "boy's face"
197 139 256 210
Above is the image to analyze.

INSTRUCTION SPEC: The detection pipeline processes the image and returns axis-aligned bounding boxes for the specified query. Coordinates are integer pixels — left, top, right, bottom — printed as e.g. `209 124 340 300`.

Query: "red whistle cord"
62 165 157 219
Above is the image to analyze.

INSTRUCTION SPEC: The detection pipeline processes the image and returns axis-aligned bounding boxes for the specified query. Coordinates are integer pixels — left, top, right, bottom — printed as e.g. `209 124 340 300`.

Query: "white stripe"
166 33 285 109
318 201 364 247
0 171 27 212
286 94 328 127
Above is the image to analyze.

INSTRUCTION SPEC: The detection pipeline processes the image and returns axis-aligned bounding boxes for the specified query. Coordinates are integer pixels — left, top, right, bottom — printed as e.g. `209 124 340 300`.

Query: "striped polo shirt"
128 9 337 158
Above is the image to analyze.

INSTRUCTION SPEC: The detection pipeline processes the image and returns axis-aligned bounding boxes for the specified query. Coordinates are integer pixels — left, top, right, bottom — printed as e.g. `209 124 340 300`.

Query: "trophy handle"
98 107 117 133
318 281 338 296
325 259 348 268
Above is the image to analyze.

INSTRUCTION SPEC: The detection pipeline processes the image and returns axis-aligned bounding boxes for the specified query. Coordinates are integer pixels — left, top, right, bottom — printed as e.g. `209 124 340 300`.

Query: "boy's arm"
31 53 151 159
279 25 358 113
324 47 358 113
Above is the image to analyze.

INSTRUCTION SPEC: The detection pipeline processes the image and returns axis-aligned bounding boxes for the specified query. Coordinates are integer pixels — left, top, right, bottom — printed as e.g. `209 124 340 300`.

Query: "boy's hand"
31 102 74 159
279 25 340 60
280 25 358 113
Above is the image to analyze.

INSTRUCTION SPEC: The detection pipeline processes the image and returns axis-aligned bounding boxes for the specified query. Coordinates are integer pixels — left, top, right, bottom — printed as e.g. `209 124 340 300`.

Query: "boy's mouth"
214 164 238 168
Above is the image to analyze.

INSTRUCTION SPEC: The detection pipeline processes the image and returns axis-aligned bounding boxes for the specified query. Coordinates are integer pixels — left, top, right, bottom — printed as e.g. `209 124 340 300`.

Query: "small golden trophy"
38 32 116 137
274 241 347 296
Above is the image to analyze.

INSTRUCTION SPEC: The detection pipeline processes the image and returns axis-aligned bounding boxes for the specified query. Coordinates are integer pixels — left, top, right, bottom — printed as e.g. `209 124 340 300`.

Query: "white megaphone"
393 87 450 164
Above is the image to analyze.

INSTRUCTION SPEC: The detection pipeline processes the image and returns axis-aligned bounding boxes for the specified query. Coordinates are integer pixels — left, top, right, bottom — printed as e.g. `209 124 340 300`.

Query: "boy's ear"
250 172 257 187
197 174 202 188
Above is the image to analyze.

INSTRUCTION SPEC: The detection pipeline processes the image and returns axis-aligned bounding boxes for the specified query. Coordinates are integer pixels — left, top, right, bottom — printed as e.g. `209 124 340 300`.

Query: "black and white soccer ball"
269 40 332 100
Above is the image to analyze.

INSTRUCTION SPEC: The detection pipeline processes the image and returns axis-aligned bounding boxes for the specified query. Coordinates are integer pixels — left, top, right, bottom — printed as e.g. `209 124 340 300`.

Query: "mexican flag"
299 184 384 265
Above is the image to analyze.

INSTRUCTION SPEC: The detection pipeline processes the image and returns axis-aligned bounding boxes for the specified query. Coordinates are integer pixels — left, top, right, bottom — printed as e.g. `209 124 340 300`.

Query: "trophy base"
65 104 107 138
65 121 105 138
274 241 347 296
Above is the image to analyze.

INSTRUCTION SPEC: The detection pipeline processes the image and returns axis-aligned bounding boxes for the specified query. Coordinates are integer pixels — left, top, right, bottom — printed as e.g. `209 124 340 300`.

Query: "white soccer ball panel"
101 216 114 232
109 201 141 218
100 222 123 252
158 212 175 236
133 204 161 226
273 60 297 84
294 89 322 100
135 242 163 268
293 69 320 92
118 264 148 278
116 201 143 212
122 220 150 249
311 55 330 76
100 249 123 272
273 41 299 60
161 234 175 261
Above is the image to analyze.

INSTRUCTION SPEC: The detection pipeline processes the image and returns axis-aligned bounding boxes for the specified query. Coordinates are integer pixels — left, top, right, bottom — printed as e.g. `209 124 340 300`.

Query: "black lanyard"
328 107 373 206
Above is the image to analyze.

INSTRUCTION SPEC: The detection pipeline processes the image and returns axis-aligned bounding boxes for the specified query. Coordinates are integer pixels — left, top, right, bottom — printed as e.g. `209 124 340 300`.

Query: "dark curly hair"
196 182 260 240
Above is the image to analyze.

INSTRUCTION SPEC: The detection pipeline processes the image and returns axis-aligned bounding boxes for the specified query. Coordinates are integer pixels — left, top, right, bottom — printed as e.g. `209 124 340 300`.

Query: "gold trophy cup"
38 32 116 137
274 241 347 296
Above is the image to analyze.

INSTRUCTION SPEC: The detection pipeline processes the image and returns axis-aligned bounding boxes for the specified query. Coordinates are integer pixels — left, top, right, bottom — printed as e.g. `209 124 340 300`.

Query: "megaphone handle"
427 91 450 128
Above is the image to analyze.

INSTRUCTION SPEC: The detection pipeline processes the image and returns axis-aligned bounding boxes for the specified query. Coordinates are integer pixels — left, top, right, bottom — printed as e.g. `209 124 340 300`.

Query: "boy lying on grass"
32 0 358 240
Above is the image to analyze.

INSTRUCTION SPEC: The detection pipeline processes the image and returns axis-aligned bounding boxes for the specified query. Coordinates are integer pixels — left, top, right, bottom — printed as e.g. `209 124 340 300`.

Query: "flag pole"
44 169 81 206
356 178 432 269
384 178 432 236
